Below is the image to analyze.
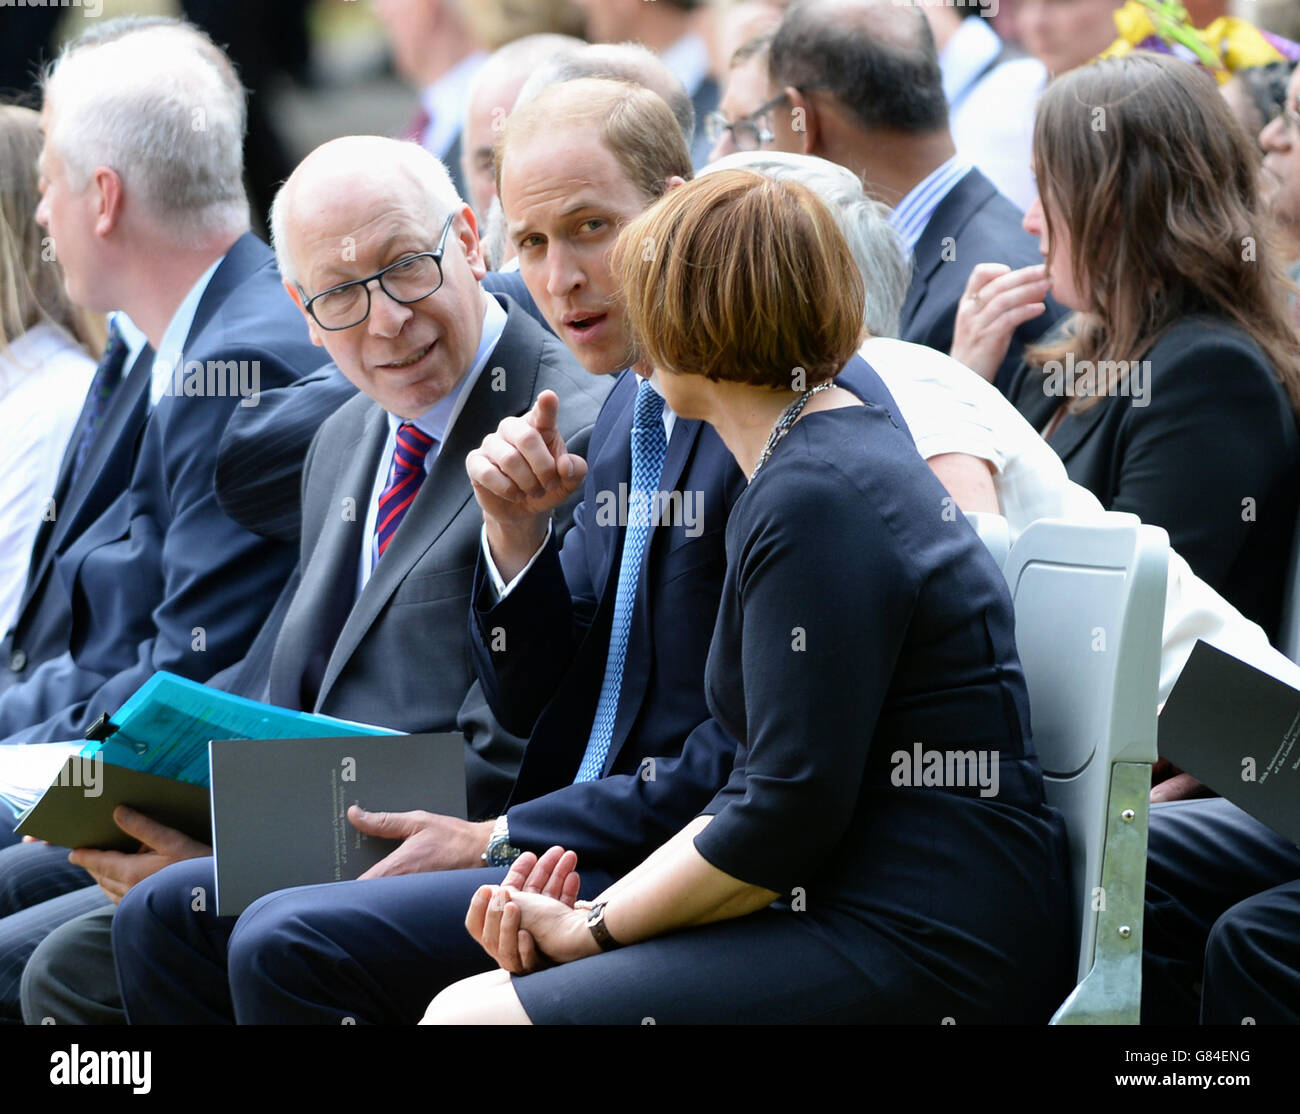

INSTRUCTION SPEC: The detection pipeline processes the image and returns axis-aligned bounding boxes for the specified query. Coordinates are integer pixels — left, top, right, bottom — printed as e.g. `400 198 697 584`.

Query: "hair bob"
611 169 865 388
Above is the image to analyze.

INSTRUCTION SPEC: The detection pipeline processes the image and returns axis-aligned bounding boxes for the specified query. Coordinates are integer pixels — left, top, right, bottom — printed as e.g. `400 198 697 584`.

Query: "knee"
115 857 215 951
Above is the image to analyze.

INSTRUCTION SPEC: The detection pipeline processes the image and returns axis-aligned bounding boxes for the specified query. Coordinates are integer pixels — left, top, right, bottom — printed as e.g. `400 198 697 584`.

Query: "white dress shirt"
861 335 1300 704
420 51 487 162
940 18 1045 213
357 295 506 595
0 322 97 631
150 257 224 408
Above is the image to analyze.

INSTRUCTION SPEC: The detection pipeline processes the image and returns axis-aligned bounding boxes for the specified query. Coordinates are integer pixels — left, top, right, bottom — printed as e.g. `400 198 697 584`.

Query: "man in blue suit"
112 77 909 1024
0 17 321 1014
761 0 1065 393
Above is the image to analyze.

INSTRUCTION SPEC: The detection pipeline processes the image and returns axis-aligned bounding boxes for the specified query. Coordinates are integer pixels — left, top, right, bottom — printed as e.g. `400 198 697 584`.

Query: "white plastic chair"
1002 513 1169 1025
964 510 1011 570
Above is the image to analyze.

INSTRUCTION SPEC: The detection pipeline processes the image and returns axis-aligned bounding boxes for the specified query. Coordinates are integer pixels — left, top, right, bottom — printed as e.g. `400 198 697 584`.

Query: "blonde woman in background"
0 106 100 632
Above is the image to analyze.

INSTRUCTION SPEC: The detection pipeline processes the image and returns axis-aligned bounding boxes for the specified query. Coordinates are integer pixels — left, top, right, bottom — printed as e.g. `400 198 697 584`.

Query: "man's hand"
349 807 495 878
68 806 210 904
950 262 1050 382
466 391 588 580
1150 758 1210 803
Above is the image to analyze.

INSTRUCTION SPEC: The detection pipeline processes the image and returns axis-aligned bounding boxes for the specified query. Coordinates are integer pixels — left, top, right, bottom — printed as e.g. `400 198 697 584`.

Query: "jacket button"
9 650 27 672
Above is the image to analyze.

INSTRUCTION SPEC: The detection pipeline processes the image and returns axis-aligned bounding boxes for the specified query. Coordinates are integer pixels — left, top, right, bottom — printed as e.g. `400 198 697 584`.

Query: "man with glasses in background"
1260 63 1300 288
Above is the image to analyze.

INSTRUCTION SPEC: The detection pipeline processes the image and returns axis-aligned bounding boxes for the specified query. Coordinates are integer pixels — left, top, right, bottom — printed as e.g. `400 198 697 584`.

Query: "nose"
1023 196 1043 237
1260 112 1289 153
545 241 584 299
34 191 49 229
366 280 413 338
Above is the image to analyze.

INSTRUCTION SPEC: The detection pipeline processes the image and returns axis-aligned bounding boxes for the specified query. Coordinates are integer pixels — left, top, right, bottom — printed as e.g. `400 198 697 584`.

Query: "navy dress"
512 402 1075 1024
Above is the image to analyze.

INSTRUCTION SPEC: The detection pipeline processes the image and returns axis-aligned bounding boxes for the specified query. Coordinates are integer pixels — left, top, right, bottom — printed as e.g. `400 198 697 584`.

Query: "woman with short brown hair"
423 170 1074 1025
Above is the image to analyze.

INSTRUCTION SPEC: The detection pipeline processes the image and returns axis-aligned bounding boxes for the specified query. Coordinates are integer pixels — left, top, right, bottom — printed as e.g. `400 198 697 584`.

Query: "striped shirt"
889 158 973 254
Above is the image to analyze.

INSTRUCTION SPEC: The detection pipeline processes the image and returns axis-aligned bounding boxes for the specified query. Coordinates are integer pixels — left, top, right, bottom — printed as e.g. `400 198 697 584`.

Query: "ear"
91 166 124 237
284 280 325 348
662 175 688 195
455 203 487 282
784 87 819 156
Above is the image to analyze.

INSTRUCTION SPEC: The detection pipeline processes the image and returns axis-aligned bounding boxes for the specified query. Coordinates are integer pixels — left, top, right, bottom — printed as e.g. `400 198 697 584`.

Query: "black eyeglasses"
298 212 456 331
703 93 790 152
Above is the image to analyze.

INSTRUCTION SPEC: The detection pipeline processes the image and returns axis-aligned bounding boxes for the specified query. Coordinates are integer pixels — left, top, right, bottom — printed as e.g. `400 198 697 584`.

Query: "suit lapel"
271 405 385 708
1046 396 1112 463
314 302 542 706
900 168 993 334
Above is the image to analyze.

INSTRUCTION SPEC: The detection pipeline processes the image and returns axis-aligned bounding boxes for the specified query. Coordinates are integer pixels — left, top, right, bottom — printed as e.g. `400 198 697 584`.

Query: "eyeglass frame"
297 210 457 331
704 92 791 152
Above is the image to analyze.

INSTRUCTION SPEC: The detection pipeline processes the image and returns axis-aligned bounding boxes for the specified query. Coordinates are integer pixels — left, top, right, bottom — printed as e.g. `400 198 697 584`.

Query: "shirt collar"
149 255 224 407
660 33 711 99
889 158 973 253
939 16 1002 106
386 291 506 447
111 311 149 374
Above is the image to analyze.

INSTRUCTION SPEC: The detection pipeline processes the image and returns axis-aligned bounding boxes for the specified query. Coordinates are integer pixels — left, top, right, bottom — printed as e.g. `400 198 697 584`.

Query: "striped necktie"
375 422 435 558
573 379 668 783
72 321 129 480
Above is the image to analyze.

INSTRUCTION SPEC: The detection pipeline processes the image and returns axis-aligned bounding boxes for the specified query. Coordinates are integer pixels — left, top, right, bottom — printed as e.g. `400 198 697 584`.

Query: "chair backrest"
1274 498 1300 665
1002 513 1168 1024
964 510 1011 569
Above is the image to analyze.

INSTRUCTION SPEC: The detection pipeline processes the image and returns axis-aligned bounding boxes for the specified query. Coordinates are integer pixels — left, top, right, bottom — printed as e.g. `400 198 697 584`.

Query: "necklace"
749 381 837 482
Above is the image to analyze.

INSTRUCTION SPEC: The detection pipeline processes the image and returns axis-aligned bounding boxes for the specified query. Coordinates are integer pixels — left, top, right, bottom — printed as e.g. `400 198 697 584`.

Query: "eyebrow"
313 233 422 283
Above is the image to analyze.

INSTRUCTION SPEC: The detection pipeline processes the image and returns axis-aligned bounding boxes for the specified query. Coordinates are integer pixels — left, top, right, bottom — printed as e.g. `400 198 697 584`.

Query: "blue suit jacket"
0 342 154 695
899 167 1066 393
470 357 909 876
0 234 322 743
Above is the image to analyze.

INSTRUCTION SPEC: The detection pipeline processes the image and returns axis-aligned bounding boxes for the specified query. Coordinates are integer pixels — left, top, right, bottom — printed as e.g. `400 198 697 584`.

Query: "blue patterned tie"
72 321 128 479
574 379 668 782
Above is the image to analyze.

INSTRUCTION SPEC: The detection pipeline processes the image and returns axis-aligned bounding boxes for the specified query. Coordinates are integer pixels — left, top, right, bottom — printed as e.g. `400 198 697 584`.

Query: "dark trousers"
114 857 614 1024
1142 797 1300 1024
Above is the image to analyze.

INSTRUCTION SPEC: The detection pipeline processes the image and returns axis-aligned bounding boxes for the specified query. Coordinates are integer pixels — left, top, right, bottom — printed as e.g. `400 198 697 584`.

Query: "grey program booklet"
1157 640 1300 847
210 732 466 915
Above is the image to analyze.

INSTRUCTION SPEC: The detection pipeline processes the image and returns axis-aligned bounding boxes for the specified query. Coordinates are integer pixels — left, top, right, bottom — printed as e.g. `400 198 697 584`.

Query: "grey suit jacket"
263 296 610 810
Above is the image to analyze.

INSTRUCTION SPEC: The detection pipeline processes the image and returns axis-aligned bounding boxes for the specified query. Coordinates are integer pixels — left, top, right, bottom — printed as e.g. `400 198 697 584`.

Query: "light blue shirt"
149 256 224 408
421 50 487 163
358 293 507 594
888 157 973 254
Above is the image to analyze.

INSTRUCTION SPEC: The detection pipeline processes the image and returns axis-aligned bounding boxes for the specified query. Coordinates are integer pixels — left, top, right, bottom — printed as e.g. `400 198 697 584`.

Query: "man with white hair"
0 15 323 1017
17 132 607 1025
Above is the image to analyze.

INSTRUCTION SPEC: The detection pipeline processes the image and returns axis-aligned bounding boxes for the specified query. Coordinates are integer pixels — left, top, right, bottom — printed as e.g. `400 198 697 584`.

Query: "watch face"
587 903 605 925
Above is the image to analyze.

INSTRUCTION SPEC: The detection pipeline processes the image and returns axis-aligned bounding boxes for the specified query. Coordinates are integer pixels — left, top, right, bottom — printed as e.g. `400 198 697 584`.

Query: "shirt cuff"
480 520 553 601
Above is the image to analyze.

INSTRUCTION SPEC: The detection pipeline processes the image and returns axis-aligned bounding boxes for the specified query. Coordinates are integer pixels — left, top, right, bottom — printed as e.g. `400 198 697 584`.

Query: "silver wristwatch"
482 814 523 867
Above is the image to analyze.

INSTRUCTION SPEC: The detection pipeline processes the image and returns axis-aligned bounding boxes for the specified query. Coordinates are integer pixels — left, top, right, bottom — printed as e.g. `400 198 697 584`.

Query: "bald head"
514 42 696 147
271 136 463 286
770 0 948 133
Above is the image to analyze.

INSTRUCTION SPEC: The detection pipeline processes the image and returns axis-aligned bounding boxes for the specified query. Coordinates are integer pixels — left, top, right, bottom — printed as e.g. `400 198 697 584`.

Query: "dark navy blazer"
899 166 1066 394
0 234 321 743
0 343 154 695
470 356 909 878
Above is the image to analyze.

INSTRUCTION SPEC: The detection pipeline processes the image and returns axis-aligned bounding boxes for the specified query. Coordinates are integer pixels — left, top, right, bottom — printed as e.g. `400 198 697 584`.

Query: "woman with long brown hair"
0 105 100 632
954 52 1300 639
